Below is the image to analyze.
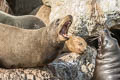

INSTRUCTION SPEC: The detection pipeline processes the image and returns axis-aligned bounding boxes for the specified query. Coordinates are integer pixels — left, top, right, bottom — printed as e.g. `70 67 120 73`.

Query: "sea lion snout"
93 29 120 80
100 29 118 49
57 15 73 41
65 15 73 21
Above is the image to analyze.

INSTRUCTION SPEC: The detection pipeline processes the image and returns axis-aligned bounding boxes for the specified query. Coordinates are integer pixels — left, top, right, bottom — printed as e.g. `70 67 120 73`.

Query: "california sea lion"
0 15 72 68
92 29 120 80
63 36 87 54
0 11 46 29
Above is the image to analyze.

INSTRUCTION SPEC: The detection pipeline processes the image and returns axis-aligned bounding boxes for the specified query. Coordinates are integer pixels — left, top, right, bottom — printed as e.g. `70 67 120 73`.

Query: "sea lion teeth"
59 16 72 41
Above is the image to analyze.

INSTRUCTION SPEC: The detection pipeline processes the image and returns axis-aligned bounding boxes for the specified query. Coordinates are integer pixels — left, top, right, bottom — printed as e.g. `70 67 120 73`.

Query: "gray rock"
48 46 97 80
43 0 120 36
0 46 96 80
41 0 120 80
7 0 43 15
0 0 120 80
0 0 12 13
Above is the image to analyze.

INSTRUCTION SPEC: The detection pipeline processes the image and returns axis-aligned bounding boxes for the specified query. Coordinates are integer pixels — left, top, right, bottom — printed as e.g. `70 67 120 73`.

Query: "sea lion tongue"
58 15 73 41
60 21 71 38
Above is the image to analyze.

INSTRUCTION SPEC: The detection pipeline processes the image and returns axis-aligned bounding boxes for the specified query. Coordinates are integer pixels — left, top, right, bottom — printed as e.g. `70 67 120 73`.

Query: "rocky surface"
36 5 51 26
49 46 97 80
0 0 10 13
41 0 120 80
6 0 43 15
42 0 120 36
0 46 97 80
0 0 120 80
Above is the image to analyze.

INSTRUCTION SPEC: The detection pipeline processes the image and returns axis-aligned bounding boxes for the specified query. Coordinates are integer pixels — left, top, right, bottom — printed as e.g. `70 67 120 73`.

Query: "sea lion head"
98 29 119 55
65 36 87 54
47 15 73 44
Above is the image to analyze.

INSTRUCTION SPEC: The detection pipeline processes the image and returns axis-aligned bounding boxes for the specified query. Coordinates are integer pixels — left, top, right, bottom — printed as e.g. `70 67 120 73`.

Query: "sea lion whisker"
88 36 99 42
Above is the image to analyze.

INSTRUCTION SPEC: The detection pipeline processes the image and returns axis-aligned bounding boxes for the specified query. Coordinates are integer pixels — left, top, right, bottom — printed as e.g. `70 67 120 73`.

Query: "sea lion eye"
55 19 60 26
79 43 83 45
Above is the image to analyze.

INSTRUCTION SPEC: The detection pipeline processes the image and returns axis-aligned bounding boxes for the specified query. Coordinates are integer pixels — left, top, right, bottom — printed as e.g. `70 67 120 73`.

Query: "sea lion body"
92 29 120 80
0 11 46 29
0 15 73 68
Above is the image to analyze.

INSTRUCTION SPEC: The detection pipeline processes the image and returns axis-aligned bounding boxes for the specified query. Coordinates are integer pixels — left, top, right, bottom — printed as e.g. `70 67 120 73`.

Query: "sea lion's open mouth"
59 20 72 39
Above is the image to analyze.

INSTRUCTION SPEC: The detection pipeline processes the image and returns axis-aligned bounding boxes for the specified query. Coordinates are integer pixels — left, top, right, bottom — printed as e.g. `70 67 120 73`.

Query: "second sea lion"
0 15 72 68
92 29 120 80
63 36 87 54
0 11 46 29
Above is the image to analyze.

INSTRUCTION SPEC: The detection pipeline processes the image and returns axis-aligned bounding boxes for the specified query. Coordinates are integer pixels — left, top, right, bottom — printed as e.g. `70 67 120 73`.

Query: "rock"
0 0 119 80
0 46 97 80
36 5 51 26
6 0 43 15
48 46 97 80
42 0 51 6
0 0 12 13
44 0 120 36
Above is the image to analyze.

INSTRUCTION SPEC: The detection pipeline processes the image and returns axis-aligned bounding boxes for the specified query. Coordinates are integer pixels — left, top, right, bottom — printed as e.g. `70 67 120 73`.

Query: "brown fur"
63 36 87 54
0 15 73 68
36 5 51 26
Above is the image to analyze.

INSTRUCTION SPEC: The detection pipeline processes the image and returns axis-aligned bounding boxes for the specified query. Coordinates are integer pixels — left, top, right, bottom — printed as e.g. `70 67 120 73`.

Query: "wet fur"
92 29 120 80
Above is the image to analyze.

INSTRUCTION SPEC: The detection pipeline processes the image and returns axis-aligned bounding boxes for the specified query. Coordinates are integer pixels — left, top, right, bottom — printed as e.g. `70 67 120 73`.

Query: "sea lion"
0 11 46 29
92 29 120 80
63 36 87 54
36 5 51 26
0 15 73 68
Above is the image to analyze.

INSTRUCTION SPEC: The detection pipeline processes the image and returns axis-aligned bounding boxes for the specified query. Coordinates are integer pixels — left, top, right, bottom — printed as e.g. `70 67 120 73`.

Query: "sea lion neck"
47 26 65 49
98 29 120 58
0 15 72 68
92 29 120 80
